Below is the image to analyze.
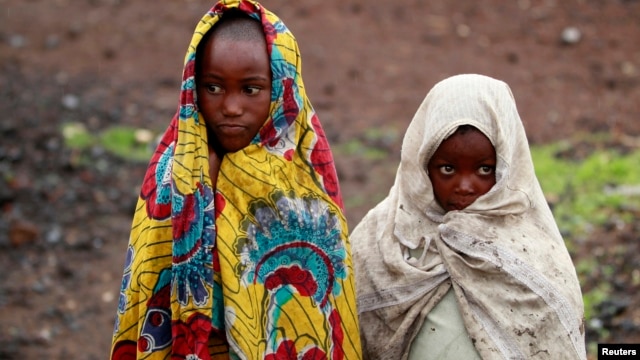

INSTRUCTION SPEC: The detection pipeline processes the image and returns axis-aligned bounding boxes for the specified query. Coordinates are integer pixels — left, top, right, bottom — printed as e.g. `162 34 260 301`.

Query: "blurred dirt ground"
1 0 639 358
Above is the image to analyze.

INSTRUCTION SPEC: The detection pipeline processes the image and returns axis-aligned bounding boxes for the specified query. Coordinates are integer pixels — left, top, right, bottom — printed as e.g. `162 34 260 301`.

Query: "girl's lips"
217 124 245 135
448 202 469 211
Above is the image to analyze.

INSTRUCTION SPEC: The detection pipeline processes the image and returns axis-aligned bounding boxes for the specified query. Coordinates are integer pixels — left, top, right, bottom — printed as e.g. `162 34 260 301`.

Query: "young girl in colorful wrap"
351 74 585 359
110 1 362 359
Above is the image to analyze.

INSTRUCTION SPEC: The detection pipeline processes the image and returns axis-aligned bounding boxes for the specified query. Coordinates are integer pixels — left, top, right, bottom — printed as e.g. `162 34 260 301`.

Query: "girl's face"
196 35 272 154
426 127 497 211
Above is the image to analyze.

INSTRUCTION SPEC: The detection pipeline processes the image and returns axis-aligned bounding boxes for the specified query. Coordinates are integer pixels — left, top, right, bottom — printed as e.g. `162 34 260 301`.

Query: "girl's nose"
455 176 476 195
221 93 242 116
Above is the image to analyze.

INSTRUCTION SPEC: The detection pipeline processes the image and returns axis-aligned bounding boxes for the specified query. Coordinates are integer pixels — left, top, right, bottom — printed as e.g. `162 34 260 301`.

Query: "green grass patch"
61 122 96 149
332 125 399 161
531 133 640 352
333 139 389 160
531 137 640 237
61 122 155 163
100 126 154 162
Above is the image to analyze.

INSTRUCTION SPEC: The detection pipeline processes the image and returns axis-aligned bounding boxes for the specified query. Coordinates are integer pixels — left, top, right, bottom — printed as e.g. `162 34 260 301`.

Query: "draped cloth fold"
110 1 362 358
352 74 585 360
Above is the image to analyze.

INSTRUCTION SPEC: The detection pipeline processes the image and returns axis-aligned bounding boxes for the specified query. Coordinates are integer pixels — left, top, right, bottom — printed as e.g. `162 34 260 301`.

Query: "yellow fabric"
110 1 362 359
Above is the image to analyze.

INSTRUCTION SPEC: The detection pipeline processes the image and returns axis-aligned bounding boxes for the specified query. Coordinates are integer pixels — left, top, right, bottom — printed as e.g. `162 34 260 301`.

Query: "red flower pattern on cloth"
329 309 345 360
264 265 318 297
111 340 137 360
140 121 176 220
309 113 343 209
264 339 328 360
171 313 212 359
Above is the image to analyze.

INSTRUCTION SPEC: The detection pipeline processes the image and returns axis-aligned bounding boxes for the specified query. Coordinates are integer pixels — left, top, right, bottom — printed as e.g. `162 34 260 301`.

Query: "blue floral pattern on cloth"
237 190 347 309
171 181 216 306
113 245 134 334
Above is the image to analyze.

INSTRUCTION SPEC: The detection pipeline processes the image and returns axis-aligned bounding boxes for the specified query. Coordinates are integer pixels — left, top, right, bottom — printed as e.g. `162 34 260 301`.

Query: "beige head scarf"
352 74 585 359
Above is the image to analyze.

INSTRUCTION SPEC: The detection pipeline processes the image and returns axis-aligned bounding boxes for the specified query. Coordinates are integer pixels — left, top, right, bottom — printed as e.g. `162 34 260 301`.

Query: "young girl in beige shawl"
351 74 585 359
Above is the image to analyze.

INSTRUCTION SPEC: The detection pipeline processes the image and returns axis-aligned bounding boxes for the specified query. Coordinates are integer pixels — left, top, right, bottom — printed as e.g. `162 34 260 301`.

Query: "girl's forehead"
430 127 494 159
422 121 497 165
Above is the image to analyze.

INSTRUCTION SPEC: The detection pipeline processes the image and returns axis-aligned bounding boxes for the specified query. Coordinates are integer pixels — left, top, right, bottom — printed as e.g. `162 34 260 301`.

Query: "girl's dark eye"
479 166 494 175
439 165 454 175
244 86 262 95
206 84 223 94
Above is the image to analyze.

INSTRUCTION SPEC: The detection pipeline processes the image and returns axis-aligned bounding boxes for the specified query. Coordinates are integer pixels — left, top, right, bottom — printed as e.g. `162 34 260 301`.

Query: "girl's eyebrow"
242 75 270 82
479 155 497 162
198 73 222 80
197 74 270 82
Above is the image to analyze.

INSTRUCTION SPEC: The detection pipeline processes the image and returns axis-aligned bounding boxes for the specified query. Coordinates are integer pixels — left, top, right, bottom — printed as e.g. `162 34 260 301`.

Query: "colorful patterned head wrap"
110 1 362 358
